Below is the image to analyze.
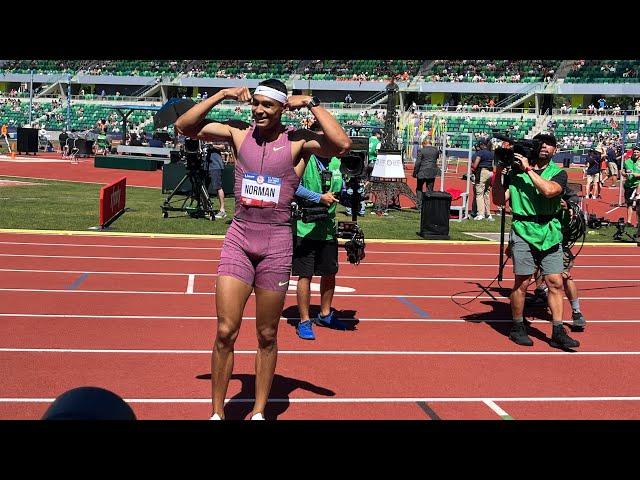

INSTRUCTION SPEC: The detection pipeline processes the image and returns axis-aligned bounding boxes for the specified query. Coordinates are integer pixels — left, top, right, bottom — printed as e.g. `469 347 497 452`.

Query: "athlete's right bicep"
194 121 234 142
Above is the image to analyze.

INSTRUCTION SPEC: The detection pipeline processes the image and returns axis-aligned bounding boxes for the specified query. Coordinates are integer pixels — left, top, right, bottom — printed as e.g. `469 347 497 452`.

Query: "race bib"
240 173 282 208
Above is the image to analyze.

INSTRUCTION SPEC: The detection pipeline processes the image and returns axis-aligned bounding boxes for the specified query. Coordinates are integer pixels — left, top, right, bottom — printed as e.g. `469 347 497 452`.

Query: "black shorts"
292 236 339 277
624 186 637 207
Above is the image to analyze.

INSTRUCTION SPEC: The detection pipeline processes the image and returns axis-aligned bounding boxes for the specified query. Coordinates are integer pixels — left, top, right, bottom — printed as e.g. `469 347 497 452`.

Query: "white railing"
552 107 640 117
69 95 162 103
414 106 536 115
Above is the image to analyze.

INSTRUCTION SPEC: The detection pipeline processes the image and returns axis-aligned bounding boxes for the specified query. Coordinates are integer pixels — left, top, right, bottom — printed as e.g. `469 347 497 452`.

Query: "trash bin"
418 190 452 239
222 163 235 196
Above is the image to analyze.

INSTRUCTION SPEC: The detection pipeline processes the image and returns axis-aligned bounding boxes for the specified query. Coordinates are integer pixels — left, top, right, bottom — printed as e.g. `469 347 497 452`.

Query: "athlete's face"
251 94 283 129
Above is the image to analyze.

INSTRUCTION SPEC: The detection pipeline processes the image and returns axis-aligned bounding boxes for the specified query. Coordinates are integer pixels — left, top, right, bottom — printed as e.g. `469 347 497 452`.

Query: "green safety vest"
296 155 343 241
369 136 379 160
508 161 563 251
623 158 640 189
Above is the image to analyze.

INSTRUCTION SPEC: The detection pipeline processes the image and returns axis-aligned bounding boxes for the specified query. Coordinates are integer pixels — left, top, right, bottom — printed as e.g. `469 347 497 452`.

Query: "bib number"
241 173 282 208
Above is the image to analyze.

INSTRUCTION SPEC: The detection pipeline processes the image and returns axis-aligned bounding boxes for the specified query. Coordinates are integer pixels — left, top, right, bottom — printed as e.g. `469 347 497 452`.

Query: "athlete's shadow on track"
460 298 553 344
281 306 359 331
196 373 335 420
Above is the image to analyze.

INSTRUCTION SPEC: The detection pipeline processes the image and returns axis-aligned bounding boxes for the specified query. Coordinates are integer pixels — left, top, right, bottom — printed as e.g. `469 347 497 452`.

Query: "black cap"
632 145 640 151
41 386 136 420
533 133 557 147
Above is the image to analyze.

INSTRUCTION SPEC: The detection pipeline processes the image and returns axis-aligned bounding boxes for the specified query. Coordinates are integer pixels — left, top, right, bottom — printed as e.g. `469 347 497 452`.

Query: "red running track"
0 231 639 420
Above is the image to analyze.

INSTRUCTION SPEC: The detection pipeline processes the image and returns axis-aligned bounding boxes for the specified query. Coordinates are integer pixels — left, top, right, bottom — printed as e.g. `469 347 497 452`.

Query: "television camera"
613 216 639 242
291 136 368 264
161 138 216 220
492 133 542 169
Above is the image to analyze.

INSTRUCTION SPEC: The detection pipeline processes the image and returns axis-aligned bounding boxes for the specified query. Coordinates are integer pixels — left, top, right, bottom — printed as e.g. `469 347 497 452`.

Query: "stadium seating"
564 60 640 83
423 60 561 83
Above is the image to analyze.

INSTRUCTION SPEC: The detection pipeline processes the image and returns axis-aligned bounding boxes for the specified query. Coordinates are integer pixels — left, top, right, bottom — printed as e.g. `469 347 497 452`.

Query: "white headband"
253 85 288 105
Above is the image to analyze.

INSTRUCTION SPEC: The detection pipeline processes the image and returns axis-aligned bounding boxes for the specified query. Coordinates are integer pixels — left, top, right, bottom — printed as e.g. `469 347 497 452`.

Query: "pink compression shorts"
217 218 293 292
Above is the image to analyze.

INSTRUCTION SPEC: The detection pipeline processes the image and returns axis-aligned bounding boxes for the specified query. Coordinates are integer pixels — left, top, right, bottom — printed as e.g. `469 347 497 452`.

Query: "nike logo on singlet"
273 146 285 152
278 280 289 286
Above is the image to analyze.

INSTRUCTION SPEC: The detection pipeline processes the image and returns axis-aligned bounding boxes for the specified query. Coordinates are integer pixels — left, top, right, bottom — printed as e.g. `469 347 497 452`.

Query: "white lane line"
2 396 640 404
483 400 513 420
0 288 638 300
0 241 221 251
1 242 636 257
0 254 219 262
1 347 639 355
2 268 639 282
1 254 638 268
2 314 640 323
186 274 195 294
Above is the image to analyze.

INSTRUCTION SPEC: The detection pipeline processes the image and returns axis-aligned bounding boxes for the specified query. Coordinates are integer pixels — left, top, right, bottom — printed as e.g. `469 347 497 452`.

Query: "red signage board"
99 177 127 227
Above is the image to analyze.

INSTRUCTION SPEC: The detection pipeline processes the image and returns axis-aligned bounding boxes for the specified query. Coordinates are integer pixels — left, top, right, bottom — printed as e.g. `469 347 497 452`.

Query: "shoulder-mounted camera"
493 135 542 169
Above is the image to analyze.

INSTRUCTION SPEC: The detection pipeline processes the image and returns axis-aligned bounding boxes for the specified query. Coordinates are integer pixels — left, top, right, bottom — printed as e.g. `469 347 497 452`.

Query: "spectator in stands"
584 148 602 199
206 143 227 219
412 138 440 209
598 97 606 114
344 93 353 107
471 138 495 221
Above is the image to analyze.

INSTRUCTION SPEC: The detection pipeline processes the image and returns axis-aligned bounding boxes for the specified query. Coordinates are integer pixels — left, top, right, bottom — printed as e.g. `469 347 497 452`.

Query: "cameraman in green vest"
292 142 350 340
492 133 580 349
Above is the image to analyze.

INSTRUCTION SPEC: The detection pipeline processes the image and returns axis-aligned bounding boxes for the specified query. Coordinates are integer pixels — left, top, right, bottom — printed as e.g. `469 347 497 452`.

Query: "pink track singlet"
217 124 301 291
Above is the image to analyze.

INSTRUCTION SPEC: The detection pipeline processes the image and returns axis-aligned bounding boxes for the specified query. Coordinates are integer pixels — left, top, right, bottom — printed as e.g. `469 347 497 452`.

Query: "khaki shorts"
510 229 564 276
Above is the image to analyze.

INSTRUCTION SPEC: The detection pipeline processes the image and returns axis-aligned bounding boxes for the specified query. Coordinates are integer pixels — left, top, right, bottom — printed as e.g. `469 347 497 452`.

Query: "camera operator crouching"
492 133 581 349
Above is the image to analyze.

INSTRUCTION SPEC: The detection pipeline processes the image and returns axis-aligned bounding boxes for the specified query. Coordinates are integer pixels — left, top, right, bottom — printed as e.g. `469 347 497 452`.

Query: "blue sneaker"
296 320 315 340
315 311 348 330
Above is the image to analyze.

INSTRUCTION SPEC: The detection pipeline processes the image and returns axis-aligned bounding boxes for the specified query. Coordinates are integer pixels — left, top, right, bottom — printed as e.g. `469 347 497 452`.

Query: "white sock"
209 413 222 420
250 412 265 420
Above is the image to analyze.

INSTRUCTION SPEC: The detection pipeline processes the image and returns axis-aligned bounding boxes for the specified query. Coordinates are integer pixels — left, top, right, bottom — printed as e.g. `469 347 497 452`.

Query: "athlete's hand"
223 87 251 103
320 192 337 206
285 95 312 111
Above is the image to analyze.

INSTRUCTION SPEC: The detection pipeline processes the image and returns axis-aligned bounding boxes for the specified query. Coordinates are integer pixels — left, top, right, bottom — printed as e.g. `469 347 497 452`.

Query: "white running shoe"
209 413 222 420
250 412 265 420
486 215 495 221
214 210 227 219
474 215 485 220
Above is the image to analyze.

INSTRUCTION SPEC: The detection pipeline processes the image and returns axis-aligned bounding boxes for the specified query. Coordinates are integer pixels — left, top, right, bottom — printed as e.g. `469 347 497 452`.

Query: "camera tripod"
161 166 215 220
